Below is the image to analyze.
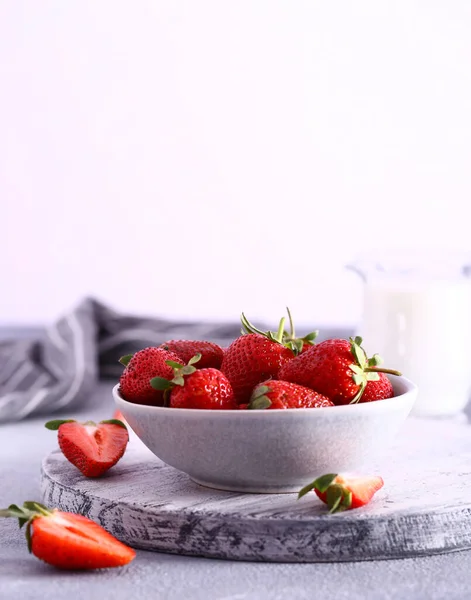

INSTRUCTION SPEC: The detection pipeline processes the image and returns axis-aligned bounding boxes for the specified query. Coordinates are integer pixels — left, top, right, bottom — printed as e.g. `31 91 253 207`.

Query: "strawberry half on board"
45 419 129 477
248 380 333 410
0 501 135 570
159 340 224 369
298 473 384 513
279 336 401 405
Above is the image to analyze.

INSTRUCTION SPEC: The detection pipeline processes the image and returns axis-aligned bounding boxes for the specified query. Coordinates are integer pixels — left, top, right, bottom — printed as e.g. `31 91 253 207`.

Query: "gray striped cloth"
0 298 244 423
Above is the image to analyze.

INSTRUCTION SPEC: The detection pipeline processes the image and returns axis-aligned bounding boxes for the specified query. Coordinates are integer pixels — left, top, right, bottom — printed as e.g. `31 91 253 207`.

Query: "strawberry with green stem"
119 347 184 406
279 336 401 405
150 354 237 410
239 309 317 355
0 501 135 569
221 313 297 403
248 380 333 410
298 473 384 513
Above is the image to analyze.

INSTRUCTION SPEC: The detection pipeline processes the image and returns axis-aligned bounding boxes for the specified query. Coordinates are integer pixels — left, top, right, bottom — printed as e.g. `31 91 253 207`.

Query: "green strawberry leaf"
366 371 380 382
188 353 202 366
340 489 353 511
44 419 75 430
350 381 367 404
368 353 383 367
352 373 364 386
119 354 133 367
180 366 197 376
22 502 47 512
150 377 173 391
248 396 272 410
350 338 367 369
294 339 305 354
298 473 338 499
100 419 128 430
166 360 184 369
326 484 344 513
0 504 25 519
251 385 271 398
25 521 33 553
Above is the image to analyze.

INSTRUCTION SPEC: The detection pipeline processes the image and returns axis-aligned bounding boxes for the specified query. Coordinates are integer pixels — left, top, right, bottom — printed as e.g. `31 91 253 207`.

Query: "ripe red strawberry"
159 340 224 369
0 501 135 569
249 380 333 410
361 373 394 402
221 313 307 403
222 334 294 403
170 368 236 409
298 473 384 512
279 336 401 405
45 419 129 477
119 347 183 406
150 355 237 409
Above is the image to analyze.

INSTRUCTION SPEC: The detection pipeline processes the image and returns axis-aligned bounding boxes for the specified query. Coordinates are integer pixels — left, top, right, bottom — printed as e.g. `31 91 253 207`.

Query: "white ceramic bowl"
113 376 417 493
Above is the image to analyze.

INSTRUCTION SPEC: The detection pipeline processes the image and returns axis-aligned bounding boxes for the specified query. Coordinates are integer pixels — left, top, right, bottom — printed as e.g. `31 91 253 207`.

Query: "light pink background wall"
2 1 471 326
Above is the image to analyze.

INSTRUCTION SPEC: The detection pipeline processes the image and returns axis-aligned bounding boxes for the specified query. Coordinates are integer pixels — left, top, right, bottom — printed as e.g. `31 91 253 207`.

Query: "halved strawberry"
45 419 129 477
298 473 384 512
0 501 135 570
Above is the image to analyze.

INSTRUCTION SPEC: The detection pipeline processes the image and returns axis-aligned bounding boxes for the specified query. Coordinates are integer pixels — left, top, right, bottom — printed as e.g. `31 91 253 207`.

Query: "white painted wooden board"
40 417 471 562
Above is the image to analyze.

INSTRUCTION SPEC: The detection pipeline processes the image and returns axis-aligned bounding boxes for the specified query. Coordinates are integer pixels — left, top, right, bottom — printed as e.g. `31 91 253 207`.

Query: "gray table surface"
1 329 471 600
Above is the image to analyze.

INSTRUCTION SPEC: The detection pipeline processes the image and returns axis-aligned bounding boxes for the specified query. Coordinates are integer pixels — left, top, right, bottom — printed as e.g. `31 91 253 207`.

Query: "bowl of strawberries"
114 312 417 493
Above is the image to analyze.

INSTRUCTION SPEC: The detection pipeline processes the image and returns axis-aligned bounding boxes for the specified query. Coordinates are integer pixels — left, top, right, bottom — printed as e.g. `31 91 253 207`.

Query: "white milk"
357 276 471 417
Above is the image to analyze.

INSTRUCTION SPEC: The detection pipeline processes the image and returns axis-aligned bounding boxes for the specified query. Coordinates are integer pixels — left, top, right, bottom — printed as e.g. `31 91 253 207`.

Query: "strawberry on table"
119 347 183 406
248 380 333 410
298 473 384 513
361 372 394 402
45 419 129 477
0 501 135 570
150 354 237 410
279 336 401 405
159 340 224 369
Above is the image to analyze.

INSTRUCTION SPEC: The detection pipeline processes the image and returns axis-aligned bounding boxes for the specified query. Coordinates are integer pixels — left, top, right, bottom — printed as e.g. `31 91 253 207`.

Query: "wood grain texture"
40 417 471 562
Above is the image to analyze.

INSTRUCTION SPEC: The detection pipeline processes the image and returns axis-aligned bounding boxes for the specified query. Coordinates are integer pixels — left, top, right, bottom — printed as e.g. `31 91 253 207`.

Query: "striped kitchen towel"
0 298 243 423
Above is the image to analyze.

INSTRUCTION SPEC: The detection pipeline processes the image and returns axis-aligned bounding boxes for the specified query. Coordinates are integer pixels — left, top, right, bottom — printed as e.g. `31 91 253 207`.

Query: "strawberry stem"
240 313 266 336
364 367 402 376
275 317 286 343
286 306 295 339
